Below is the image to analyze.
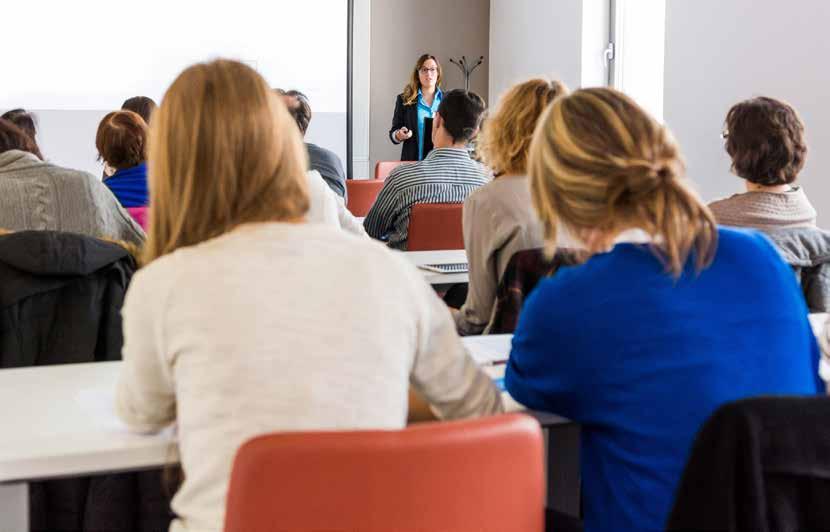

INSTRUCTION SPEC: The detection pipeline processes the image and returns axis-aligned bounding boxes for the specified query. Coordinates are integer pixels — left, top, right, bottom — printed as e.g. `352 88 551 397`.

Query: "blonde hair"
144 59 310 263
402 54 442 106
529 87 717 277
479 79 568 176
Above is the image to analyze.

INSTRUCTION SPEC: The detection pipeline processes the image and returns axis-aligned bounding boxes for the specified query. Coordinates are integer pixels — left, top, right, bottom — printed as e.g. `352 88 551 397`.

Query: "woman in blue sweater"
505 87 821 532
97 110 149 209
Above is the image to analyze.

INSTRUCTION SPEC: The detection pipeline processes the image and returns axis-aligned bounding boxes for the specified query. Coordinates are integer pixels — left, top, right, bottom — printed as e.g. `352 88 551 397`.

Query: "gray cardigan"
0 150 145 245
766 227 830 313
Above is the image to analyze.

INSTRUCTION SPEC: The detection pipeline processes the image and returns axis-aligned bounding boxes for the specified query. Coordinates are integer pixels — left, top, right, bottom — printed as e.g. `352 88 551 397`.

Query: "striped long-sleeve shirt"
364 148 491 250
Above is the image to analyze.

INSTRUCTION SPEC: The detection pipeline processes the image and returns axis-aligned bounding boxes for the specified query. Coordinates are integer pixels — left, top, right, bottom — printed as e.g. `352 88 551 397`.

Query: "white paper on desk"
75 387 130 432
463 334 512 365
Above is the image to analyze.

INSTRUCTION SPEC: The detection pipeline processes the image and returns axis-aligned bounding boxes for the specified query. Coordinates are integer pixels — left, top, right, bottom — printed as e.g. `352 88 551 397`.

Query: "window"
610 0 667 121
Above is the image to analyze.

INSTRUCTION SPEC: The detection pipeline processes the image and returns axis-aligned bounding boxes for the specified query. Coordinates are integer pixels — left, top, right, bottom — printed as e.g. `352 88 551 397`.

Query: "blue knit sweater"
506 227 820 532
104 162 148 208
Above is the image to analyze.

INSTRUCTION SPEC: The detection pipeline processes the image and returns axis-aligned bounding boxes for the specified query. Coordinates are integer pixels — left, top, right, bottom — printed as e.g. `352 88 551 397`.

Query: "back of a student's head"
121 96 157 124
277 89 312 137
145 59 309 263
479 79 568 176
96 110 148 172
436 89 486 144
529 87 717 278
724 96 806 187
0 118 43 160
1 109 37 142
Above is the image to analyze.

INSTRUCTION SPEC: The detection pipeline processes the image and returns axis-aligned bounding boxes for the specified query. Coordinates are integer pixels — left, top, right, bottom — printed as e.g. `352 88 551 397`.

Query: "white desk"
0 335 566 529
403 249 469 285
0 362 175 485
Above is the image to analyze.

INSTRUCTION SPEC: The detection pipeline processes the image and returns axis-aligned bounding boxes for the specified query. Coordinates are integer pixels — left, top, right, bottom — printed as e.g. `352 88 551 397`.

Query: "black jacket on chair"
0 230 136 368
667 396 830 532
0 231 174 531
389 93 433 161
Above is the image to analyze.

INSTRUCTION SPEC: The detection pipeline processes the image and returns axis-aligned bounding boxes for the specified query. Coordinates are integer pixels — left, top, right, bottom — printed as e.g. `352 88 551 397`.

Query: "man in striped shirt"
364 90 490 250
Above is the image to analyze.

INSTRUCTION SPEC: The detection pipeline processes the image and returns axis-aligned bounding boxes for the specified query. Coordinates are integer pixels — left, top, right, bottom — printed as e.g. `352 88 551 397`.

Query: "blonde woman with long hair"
389 53 443 161
453 78 567 335
115 59 502 532
504 87 820 532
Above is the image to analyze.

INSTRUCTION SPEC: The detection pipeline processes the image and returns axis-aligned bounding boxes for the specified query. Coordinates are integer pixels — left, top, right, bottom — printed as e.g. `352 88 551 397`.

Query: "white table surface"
402 249 469 285
0 361 175 484
0 334 562 485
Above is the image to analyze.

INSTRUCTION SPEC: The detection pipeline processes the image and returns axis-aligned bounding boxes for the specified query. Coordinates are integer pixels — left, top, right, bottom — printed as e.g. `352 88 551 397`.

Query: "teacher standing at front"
389 54 443 161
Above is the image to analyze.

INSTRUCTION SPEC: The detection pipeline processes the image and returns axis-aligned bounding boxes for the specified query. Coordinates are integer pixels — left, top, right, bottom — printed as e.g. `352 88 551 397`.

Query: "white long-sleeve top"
115 222 502 532
306 170 367 237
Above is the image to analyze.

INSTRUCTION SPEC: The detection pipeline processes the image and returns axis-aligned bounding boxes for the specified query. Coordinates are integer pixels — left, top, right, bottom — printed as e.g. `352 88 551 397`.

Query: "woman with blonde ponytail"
505 87 820 532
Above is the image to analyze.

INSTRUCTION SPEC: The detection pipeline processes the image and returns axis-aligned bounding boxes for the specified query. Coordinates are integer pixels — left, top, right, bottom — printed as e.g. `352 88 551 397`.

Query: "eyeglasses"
419 67 438 75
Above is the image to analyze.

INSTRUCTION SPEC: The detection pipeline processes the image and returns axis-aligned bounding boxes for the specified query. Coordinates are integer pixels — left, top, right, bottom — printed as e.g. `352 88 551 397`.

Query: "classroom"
1 1 829 531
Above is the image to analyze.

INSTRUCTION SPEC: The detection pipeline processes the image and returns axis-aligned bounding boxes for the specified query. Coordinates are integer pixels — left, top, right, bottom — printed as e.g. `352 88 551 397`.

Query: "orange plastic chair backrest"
374 160 411 180
407 202 464 251
345 179 385 217
224 413 545 532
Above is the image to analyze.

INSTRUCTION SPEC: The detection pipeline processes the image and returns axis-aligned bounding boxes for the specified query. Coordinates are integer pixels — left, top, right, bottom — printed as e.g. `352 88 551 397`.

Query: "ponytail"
529 87 718 278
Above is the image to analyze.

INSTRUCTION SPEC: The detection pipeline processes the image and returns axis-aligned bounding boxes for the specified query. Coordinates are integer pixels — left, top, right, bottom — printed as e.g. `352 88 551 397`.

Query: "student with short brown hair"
365 89 490 250
505 87 820 532
709 96 815 229
709 97 830 312
96 110 149 208
115 59 502 532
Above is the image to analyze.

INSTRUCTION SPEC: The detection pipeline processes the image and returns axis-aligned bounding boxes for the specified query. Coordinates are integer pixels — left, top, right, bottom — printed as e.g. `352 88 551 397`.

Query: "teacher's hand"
394 127 413 142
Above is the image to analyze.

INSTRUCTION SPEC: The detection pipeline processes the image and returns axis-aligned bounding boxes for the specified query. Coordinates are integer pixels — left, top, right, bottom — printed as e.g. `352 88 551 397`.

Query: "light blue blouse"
417 88 442 160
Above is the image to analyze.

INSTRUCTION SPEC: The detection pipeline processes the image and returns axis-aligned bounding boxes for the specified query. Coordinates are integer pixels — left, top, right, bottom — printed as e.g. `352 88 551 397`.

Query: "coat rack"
449 56 484 91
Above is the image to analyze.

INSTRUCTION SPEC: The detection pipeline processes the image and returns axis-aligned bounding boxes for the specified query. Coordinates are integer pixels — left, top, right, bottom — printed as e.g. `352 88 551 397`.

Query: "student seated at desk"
453 78 567 335
363 89 490 250
505 88 820 532
97 110 150 210
115 59 503 532
708 97 830 312
0 119 144 245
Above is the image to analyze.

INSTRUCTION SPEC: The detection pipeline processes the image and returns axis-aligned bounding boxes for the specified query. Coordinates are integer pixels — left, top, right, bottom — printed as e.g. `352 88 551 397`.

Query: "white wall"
664 0 830 225
369 0 490 170
10 109 351 178
489 0 582 104
3 0 371 179
489 0 608 106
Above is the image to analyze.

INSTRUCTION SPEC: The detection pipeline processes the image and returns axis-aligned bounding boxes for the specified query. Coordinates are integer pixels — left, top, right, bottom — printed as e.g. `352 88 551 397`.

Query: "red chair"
407 202 464 250
374 160 411 180
224 413 545 532
126 206 148 230
345 179 385 217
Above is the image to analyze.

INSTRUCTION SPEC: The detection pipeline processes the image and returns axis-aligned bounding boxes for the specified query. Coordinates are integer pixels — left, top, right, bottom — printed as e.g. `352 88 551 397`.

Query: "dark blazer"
667 396 830 532
389 93 424 161
306 142 347 201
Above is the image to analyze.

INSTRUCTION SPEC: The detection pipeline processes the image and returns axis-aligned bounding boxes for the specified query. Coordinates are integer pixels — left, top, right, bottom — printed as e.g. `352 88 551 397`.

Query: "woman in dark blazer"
389 54 443 161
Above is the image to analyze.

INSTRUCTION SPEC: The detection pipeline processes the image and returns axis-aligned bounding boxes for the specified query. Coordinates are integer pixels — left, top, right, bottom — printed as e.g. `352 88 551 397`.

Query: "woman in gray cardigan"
0 119 144 245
